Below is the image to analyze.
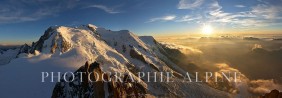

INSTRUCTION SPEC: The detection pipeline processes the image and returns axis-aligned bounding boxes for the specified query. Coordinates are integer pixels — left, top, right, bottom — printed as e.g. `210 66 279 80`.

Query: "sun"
202 25 213 35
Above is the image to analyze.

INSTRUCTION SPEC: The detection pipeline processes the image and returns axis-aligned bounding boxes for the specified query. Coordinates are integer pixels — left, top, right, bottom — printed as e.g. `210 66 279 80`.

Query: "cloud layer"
177 0 282 28
0 0 123 24
84 5 121 14
148 0 282 30
0 0 80 23
159 39 282 96
147 15 176 23
160 42 203 55
178 0 204 9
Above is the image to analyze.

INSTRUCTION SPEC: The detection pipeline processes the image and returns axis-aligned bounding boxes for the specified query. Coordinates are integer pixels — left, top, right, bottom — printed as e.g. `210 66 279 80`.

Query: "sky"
0 0 282 45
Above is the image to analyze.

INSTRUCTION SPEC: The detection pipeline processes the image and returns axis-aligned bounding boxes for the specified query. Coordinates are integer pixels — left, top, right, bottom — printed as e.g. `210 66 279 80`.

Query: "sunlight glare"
202 25 213 35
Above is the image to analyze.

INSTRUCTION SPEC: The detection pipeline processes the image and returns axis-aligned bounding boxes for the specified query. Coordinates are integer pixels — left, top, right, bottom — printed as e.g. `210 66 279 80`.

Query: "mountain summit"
0 24 229 98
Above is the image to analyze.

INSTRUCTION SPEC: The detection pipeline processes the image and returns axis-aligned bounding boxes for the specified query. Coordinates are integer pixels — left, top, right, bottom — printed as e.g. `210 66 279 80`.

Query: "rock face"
130 48 147 64
52 61 148 98
50 32 71 53
29 26 71 54
17 44 31 55
29 27 54 53
260 89 282 98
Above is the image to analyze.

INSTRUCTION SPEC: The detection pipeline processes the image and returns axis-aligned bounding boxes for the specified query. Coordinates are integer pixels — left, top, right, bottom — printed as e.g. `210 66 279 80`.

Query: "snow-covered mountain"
0 48 19 65
0 24 230 98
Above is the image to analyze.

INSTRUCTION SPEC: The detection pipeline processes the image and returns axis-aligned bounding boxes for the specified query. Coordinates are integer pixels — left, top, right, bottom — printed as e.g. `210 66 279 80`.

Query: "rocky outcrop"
17 44 30 55
30 27 55 54
260 89 282 98
130 49 147 64
50 33 71 53
130 48 160 72
52 61 148 98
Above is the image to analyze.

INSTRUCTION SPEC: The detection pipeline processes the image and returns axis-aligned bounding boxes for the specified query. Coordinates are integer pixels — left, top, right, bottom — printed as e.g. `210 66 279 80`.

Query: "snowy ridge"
0 24 230 98
0 48 19 65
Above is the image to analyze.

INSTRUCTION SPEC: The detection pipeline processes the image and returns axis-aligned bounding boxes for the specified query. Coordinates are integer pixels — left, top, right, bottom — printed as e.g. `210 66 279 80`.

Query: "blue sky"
0 0 282 45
